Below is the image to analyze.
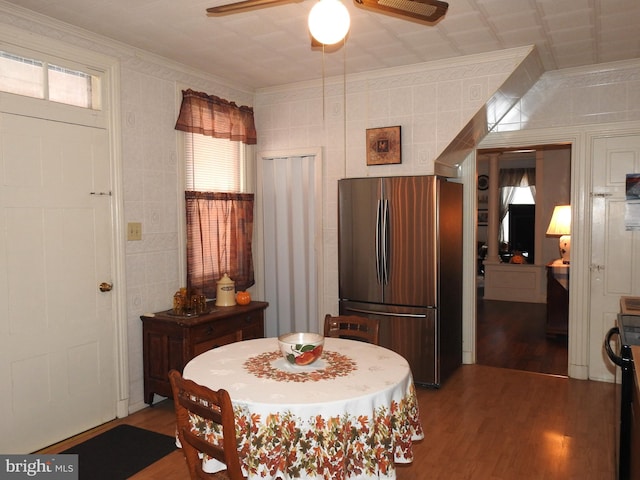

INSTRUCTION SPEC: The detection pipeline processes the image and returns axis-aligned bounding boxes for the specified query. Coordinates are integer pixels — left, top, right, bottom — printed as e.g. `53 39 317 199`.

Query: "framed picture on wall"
366 126 401 165
478 209 488 226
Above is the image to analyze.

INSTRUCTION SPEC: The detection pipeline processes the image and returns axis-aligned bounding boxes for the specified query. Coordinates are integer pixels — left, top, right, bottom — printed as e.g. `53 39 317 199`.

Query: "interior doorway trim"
474 128 585 379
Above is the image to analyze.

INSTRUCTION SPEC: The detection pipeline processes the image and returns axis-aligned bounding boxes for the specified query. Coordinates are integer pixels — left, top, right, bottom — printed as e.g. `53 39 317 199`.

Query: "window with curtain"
498 167 536 246
185 191 254 298
176 89 257 298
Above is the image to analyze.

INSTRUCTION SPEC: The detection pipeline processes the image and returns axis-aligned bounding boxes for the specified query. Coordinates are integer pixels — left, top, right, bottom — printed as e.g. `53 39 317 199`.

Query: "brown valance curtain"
175 89 257 145
185 191 255 298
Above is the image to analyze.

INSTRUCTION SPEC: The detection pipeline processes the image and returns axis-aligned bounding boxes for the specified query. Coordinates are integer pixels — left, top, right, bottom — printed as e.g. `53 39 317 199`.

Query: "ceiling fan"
206 0 448 24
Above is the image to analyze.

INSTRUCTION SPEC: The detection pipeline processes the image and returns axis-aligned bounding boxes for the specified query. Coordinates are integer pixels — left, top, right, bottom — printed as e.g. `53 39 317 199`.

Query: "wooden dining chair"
323 314 380 345
168 369 246 480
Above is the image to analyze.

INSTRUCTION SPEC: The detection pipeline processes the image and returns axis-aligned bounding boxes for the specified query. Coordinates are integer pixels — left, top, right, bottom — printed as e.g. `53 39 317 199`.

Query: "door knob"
99 282 113 292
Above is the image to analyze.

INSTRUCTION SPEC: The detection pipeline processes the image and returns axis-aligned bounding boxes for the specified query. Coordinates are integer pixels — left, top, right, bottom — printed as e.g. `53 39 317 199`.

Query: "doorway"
475 145 571 376
258 149 323 337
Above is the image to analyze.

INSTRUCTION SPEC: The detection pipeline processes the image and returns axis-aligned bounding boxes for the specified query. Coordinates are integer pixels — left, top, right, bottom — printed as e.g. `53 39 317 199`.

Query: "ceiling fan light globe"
308 0 351 45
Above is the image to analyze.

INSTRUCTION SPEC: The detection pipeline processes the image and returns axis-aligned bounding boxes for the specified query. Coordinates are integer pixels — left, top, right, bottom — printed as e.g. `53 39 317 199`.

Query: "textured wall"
254 48 537 323
498 60 640 131
118 63 253 410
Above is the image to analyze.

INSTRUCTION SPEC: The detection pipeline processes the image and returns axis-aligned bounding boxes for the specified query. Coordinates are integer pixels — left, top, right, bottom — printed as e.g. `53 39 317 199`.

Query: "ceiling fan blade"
207 0 293 15
354 0 448 23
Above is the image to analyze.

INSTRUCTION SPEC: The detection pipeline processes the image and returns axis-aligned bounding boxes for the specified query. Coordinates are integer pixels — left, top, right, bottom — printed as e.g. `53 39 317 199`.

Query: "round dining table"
182 336 424 480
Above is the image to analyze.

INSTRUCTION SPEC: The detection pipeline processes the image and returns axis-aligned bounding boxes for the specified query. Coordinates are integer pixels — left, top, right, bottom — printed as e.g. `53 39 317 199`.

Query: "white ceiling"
5 0 640 90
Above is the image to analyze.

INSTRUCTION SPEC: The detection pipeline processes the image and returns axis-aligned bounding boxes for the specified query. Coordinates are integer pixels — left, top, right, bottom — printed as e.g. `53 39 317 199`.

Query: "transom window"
0 50 102 110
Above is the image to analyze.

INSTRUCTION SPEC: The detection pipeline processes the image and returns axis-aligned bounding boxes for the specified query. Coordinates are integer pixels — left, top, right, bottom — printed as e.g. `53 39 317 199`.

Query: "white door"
0 112 116 452
260 153 322 338
590 134 640 381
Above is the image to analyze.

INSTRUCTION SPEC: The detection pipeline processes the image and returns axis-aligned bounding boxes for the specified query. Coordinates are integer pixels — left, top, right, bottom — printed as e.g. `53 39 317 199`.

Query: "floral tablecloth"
182 337 424 480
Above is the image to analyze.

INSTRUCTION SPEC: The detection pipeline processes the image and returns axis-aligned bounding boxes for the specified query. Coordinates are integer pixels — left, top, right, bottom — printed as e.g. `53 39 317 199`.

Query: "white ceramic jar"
215 273 236 306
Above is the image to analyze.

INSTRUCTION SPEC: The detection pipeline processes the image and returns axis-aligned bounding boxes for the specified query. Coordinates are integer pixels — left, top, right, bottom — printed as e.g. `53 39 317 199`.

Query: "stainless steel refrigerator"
338 175 463 387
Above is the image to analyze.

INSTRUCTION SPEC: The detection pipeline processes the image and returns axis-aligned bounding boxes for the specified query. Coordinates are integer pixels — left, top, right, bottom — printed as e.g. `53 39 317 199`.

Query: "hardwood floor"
476 292 568 376
36 294 610 479
38 291 609 479
39 364 616 480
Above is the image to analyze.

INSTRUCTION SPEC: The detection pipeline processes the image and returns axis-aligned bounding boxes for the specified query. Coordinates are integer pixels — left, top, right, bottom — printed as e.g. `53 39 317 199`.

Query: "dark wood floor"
476 291 568 376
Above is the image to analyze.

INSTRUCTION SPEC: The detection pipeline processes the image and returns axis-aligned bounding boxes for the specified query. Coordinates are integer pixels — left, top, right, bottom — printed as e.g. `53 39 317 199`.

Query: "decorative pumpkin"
236 291 251 305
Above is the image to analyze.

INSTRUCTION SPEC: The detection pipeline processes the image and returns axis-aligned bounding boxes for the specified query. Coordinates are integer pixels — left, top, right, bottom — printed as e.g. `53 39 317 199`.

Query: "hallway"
476 295 568 376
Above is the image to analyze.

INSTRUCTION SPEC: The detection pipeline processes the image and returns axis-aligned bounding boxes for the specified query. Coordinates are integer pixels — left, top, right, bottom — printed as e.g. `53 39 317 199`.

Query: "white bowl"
278 332 324 366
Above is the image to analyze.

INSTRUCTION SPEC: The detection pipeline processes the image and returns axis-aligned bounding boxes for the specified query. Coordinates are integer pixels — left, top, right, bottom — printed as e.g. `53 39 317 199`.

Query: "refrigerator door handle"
343 306 428 318
375 199 382 284
382 198 390 284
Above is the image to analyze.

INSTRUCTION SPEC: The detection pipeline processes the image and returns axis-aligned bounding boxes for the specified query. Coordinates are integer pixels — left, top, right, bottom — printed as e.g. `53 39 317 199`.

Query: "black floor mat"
60 424 177 479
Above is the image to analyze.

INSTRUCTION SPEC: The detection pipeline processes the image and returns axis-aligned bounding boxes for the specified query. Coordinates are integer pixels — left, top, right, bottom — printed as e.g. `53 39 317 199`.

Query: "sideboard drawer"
191 321 235 344
194 330 242 356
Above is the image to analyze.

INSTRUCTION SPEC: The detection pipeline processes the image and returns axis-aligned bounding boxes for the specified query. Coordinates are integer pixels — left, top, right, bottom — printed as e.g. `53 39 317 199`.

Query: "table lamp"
546 205 571 264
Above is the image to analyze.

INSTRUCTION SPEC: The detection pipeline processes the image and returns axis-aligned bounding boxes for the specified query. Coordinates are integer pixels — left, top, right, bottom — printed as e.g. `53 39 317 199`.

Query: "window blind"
185 132 242 192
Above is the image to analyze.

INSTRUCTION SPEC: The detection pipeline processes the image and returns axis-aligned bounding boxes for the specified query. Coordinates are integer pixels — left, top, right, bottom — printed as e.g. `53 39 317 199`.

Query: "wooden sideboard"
141 301 268 405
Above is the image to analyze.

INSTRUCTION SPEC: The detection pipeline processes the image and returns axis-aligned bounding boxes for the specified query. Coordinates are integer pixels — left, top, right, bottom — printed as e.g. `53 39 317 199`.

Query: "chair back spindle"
323 314 380 345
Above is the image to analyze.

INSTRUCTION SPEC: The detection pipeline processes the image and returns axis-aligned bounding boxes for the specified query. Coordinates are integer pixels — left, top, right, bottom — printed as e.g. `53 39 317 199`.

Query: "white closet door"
0 113 116 452
261 155 320 337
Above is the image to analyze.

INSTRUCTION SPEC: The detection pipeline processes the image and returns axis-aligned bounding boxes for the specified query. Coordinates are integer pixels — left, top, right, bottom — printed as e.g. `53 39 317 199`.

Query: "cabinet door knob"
99 282 113 292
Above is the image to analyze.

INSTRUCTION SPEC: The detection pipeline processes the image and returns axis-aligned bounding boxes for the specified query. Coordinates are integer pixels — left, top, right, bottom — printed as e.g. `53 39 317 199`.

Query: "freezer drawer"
340 301 438 386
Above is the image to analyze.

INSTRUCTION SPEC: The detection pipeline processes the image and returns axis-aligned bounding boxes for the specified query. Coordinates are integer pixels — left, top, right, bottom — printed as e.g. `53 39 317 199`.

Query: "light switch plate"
127 222 142 241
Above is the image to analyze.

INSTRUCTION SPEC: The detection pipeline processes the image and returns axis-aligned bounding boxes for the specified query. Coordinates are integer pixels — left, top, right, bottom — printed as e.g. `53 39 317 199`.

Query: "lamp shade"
308 0 350 45
546 205 571 236
547 205 571 264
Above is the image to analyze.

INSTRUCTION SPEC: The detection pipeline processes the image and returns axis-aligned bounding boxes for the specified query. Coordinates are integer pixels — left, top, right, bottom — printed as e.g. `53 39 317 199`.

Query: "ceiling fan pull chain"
343 37 347 177
322 43 326 123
